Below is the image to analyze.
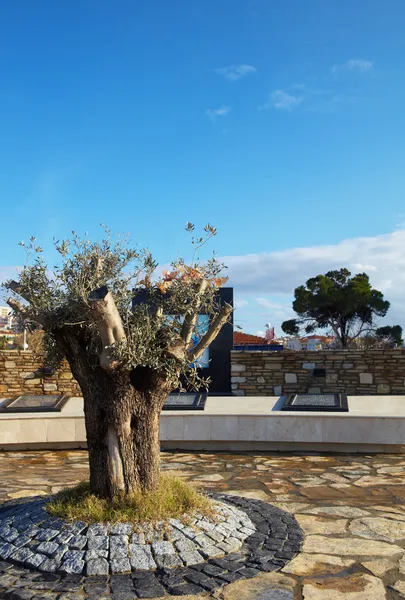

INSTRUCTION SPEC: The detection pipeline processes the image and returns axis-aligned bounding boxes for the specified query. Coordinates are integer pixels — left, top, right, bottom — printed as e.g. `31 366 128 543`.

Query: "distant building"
286 337 302 351
0 307 10 319
286 334 334 351
0 307 13 331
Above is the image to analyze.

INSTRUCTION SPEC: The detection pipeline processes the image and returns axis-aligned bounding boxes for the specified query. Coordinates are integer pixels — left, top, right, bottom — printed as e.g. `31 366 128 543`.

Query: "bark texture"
56 328 169 499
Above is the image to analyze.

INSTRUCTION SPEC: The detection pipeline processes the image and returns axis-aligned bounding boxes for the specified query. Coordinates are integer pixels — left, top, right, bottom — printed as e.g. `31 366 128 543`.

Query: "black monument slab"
163 392 207 411
0 395 69 413
282 393 348 412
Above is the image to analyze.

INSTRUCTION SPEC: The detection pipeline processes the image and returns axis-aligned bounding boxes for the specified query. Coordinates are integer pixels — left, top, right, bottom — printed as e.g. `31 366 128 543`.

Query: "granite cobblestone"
0 494 302 597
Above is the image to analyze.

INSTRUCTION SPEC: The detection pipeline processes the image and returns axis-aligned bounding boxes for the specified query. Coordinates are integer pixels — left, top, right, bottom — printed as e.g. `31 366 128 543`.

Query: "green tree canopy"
375 325 403 347
281 268 398 348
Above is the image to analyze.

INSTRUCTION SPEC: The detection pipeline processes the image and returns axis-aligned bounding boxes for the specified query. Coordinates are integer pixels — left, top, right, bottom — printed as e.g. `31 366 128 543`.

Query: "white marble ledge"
1 395 405 419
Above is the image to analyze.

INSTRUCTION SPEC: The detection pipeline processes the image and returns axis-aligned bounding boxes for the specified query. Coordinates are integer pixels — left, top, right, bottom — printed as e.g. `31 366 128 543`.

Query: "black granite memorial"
282 393 348 412
162 392 207 411
0 394 69 413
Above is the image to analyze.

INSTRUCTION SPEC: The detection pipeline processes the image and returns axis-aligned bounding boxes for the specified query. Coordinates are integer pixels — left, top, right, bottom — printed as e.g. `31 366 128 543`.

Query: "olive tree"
3 224 232 500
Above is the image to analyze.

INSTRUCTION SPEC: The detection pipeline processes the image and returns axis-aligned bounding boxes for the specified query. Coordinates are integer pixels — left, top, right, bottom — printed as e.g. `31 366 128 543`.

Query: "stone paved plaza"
1 450 405 598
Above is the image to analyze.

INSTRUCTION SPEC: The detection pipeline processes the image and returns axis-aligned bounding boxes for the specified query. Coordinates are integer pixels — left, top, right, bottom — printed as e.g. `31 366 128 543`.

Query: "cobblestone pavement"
2 450 405 599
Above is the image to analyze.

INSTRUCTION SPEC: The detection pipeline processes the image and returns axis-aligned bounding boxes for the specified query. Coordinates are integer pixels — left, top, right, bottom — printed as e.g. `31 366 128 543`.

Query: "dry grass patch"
47 474 213 524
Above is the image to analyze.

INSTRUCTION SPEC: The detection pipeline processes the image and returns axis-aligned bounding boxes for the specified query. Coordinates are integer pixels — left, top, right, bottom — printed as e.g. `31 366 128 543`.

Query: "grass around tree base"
47 474 214 525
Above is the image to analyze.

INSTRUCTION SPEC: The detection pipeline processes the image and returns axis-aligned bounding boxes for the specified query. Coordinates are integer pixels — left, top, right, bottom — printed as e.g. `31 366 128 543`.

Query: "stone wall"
231 349 405 396
3 349 405 399
0 351 81 397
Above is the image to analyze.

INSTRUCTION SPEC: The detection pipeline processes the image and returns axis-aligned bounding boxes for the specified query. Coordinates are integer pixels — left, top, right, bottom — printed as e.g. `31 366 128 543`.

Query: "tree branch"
7 298 33 321
187 302 233 363
349 324 374 341
167 338 187 361
6 297 48 327
88 285 127 370
181 279 209 346
7 280 33 303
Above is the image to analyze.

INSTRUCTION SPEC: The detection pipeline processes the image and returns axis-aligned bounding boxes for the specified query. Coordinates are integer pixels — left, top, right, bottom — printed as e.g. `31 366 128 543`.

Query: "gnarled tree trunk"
57 329 171 499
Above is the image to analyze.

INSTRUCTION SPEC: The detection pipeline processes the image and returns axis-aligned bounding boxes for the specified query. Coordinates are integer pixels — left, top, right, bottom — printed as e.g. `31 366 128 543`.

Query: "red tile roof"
234 332 269 345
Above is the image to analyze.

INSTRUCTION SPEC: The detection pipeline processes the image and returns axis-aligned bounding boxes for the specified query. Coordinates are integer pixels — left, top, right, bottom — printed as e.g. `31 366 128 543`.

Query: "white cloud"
215 64 257 82
256 297 288 310
332 59 373 73
234 299 249 309
223 230 405 327
206 105 231 121
259 90 302 111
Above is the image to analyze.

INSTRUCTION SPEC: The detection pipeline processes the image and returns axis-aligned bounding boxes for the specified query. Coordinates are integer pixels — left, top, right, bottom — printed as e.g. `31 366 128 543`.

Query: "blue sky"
1 1 405 335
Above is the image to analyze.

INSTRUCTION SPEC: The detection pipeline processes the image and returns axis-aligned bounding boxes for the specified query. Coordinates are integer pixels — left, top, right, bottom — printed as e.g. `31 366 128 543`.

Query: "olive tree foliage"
3 224 231 391
281 268 396 349
3 225 233 498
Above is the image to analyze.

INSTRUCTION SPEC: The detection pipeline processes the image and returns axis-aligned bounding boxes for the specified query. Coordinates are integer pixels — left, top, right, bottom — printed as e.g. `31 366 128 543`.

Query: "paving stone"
131 532 146 545
86 558 109 576
87 524 109 537
7 589 36 600
391 580 405 598
109 536 129 559
25 553 47 569
35 543 60 558
63 551 84 563
110 558 131 574
174 538 196 553
300 506 370 518
219 571 296 600
0 573 18 587
154 553 183 568
134 580 165 598
68 522 87 535
68 536 87 550
110 524 132 536
54 531 73 545
179 550 204 566
59 556 85 575
87 536 108 552
361 558 396 577
296 515 347 536
199 545 225 558
349 516 405 542
205 529 225 543
23 526 41 538
38 559 60 573
35 530 59 543
11 547 35 564
129 544 156 570
151 540 175 555
193 534 214 549
52 545 68 563
85 549 108 561
282 554 355 576
2 528 20 543
303 573 386 599
13 536 31 549
0 543 17 559
303 535 403 557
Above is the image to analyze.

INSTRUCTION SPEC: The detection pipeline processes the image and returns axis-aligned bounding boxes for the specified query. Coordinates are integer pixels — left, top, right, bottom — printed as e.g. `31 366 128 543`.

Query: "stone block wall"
0 351 81 397
231 349 405 396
